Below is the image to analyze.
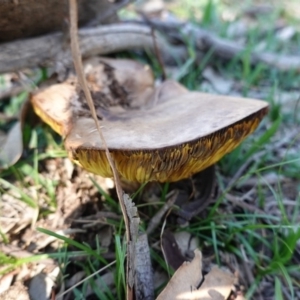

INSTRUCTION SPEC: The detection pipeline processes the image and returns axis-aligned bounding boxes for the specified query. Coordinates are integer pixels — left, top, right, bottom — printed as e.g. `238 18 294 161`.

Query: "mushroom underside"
69 108 267 182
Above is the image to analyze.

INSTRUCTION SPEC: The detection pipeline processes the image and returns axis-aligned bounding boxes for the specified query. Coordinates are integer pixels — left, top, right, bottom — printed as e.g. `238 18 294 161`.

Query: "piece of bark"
0 0 119 42
135 234 154 300
124 194 140 289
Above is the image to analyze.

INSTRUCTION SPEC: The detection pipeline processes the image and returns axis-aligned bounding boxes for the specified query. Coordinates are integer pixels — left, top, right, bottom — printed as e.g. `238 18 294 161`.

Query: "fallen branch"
141 18 300 72
0 23 186 74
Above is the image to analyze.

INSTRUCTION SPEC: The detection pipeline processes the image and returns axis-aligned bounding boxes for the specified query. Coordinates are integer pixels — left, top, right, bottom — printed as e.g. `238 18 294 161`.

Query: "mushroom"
31 57 268 183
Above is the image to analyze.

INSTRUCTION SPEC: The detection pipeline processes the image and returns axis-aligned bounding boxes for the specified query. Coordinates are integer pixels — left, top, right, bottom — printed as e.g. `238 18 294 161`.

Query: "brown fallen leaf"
156 249 202 300
156 249 235 300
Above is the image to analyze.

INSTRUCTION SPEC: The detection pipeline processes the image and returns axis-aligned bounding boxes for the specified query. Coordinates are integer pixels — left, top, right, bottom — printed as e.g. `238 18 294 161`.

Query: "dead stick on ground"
69 1 133 299
0 23 186 74
141 18 300 72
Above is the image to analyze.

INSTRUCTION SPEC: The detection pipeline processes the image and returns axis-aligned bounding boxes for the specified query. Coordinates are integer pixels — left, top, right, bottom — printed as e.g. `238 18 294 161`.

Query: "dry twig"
68 1 136 299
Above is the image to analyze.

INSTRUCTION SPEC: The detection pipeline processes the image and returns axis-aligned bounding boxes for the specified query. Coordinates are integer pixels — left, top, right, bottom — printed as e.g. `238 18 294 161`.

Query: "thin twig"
146 191 177 235
68 1 132 298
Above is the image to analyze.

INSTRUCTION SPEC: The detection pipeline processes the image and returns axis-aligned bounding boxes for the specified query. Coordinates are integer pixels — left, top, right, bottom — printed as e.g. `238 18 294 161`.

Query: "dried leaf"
0 121 23 169
156 249 202 300
156 249 235 300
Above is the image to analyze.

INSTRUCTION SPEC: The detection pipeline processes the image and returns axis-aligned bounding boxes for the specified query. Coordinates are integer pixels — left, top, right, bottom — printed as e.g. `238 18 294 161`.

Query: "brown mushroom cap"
31 58 268 182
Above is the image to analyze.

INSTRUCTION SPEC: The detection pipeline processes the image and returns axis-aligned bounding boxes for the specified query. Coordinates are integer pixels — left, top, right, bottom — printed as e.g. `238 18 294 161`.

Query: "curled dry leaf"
31 57 268 183
156 249 235 300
